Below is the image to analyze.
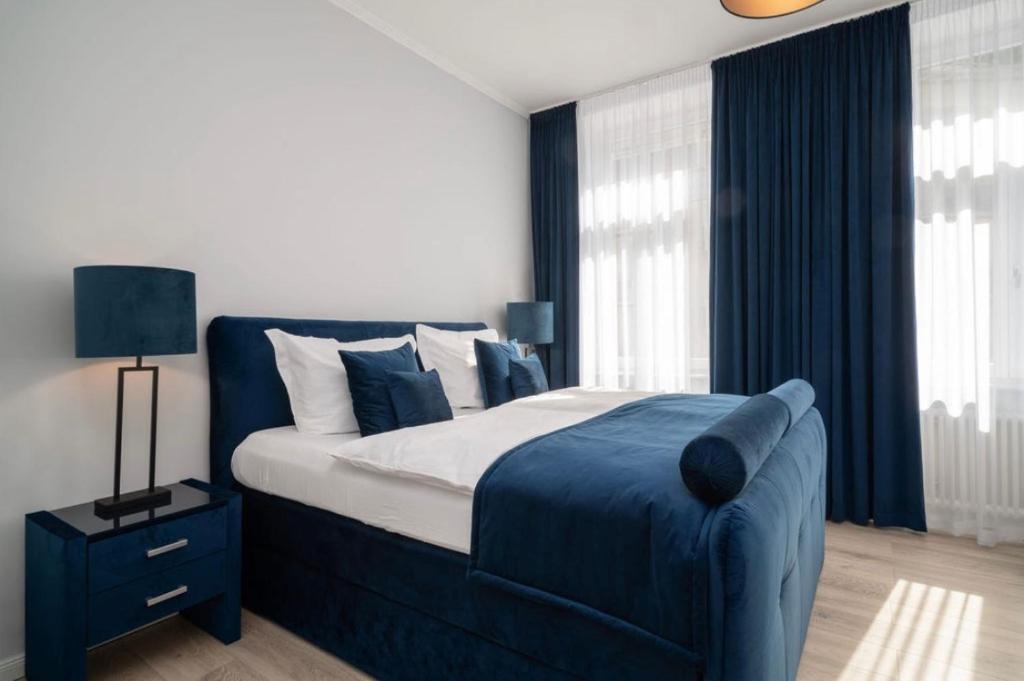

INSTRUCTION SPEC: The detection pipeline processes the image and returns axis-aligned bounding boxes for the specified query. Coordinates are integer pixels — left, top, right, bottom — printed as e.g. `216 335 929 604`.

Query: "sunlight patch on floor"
838 578 984 681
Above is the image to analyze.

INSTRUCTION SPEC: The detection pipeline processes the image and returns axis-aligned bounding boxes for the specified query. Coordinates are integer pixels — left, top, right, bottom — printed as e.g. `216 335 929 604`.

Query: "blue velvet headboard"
207 316 487 489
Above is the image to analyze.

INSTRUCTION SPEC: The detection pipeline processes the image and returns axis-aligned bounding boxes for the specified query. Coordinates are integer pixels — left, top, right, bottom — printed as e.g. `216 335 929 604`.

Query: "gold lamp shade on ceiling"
721 0 825 19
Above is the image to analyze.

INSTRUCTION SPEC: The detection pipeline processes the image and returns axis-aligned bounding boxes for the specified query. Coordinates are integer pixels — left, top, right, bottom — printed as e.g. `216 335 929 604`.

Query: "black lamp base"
94 486 172 519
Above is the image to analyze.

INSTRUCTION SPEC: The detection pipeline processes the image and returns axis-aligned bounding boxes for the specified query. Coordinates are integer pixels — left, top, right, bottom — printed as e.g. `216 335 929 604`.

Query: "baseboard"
0 654 24 681
0 613 177 681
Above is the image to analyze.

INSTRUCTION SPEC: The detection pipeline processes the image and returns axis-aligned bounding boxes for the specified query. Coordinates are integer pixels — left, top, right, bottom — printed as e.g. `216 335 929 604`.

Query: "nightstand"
25 479 240 681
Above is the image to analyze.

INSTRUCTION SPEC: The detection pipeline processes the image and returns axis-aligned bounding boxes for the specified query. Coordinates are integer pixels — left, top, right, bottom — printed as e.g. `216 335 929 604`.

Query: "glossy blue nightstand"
25 479 241 680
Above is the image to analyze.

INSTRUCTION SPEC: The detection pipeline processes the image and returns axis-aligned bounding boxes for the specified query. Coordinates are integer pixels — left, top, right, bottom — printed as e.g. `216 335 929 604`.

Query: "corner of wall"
326 0 528 117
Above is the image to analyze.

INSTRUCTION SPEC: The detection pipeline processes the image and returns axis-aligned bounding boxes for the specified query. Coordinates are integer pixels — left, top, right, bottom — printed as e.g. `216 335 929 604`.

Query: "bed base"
244 542 578 681
240 486 701 681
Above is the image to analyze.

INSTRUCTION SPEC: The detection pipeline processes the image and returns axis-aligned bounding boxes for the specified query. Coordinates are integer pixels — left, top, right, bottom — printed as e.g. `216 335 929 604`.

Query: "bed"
208 315 826 681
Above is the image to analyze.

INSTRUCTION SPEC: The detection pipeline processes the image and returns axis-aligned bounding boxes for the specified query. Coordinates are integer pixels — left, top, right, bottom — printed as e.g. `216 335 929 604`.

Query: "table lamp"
506 301 554 356
74 265 197 518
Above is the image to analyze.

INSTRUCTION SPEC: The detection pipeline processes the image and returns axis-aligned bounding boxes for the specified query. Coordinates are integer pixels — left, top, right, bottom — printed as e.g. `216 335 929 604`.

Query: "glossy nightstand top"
46 481 231 541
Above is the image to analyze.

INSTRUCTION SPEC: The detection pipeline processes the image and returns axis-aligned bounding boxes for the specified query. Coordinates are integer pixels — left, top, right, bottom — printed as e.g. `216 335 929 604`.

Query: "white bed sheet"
231 409 484 553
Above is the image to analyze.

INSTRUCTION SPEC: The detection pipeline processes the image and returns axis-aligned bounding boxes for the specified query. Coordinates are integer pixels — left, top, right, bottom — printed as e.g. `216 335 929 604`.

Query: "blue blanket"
469 390 826 679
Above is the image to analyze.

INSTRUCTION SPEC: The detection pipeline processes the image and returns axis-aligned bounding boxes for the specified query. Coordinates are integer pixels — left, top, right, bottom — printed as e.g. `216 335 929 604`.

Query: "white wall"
0 0 530 661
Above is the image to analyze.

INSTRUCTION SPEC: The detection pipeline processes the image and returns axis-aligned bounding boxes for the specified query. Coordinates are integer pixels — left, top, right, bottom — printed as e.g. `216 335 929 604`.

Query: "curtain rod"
532 0 919 113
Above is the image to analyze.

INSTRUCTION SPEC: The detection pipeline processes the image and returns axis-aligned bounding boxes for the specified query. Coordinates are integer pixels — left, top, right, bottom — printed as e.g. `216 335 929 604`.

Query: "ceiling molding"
328 0 530 118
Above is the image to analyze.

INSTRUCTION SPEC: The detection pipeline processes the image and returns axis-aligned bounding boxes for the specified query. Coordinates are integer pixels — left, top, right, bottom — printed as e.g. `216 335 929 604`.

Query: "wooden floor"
78 522 1024 681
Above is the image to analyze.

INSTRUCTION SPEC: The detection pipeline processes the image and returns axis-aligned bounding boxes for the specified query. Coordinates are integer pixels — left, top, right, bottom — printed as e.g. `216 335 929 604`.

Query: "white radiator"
921 405 1024 545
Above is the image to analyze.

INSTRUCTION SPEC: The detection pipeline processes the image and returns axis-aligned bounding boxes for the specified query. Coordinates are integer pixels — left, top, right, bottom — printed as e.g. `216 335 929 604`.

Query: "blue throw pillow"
339 343 419 436
474 338 520 408
509 355 549 398
385 369 453 428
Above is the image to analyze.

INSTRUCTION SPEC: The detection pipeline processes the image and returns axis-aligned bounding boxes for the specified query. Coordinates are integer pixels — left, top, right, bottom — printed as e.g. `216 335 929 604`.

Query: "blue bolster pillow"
679 379 815 504
768 378 816 429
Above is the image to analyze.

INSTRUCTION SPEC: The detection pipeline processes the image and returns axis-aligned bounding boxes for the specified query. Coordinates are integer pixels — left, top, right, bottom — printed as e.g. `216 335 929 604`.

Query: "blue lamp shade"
74 266 197 358
506 301 554 345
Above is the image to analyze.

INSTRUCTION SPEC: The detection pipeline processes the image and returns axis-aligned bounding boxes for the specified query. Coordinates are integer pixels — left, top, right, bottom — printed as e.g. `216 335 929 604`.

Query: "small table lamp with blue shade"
506 301 554 359
74 265 197 518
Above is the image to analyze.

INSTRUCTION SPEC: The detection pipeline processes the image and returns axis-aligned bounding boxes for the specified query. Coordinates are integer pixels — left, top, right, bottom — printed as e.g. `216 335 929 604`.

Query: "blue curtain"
709 4 926 531
530 103 580 389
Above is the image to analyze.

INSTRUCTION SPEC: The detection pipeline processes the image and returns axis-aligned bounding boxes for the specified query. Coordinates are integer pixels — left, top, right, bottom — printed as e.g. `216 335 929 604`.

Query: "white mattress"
231 409 484 554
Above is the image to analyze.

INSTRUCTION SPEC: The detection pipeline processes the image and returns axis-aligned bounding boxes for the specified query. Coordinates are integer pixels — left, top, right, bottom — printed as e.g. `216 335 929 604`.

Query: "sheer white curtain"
912 0 1024 545
577 65 711 393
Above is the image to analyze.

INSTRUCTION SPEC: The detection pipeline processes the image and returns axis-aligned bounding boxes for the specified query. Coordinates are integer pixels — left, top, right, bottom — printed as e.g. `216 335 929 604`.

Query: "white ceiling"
330 0 896 115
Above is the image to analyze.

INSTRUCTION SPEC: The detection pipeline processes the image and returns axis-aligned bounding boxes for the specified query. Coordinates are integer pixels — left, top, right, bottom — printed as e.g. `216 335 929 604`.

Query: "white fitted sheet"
231 409 484 554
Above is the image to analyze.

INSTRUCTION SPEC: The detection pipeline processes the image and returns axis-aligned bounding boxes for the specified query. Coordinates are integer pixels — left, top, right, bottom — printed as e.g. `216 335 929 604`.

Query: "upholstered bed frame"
208 316 826 681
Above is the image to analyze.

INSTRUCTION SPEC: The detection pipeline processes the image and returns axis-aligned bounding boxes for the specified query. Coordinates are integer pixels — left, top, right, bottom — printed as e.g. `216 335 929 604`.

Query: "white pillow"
415 324 499 409
265 329 416 434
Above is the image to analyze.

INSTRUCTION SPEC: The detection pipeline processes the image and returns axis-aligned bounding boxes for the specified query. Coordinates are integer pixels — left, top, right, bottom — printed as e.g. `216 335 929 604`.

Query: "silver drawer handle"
146 538 188 558
146 585 188 608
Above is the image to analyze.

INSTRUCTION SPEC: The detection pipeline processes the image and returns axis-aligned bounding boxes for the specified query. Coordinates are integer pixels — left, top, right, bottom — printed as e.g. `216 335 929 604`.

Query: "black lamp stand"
93 356 171 518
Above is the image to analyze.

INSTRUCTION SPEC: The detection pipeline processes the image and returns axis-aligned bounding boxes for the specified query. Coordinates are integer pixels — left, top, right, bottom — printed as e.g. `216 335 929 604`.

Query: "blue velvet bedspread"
470 392 827 681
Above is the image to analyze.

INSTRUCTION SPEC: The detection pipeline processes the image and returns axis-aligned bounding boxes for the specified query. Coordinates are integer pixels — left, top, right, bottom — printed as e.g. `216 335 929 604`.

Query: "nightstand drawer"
88 506 227 593
87 551 227 646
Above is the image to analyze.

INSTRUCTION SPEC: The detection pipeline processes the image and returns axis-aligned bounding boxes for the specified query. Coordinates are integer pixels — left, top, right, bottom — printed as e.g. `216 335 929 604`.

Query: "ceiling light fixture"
721 0 825 19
